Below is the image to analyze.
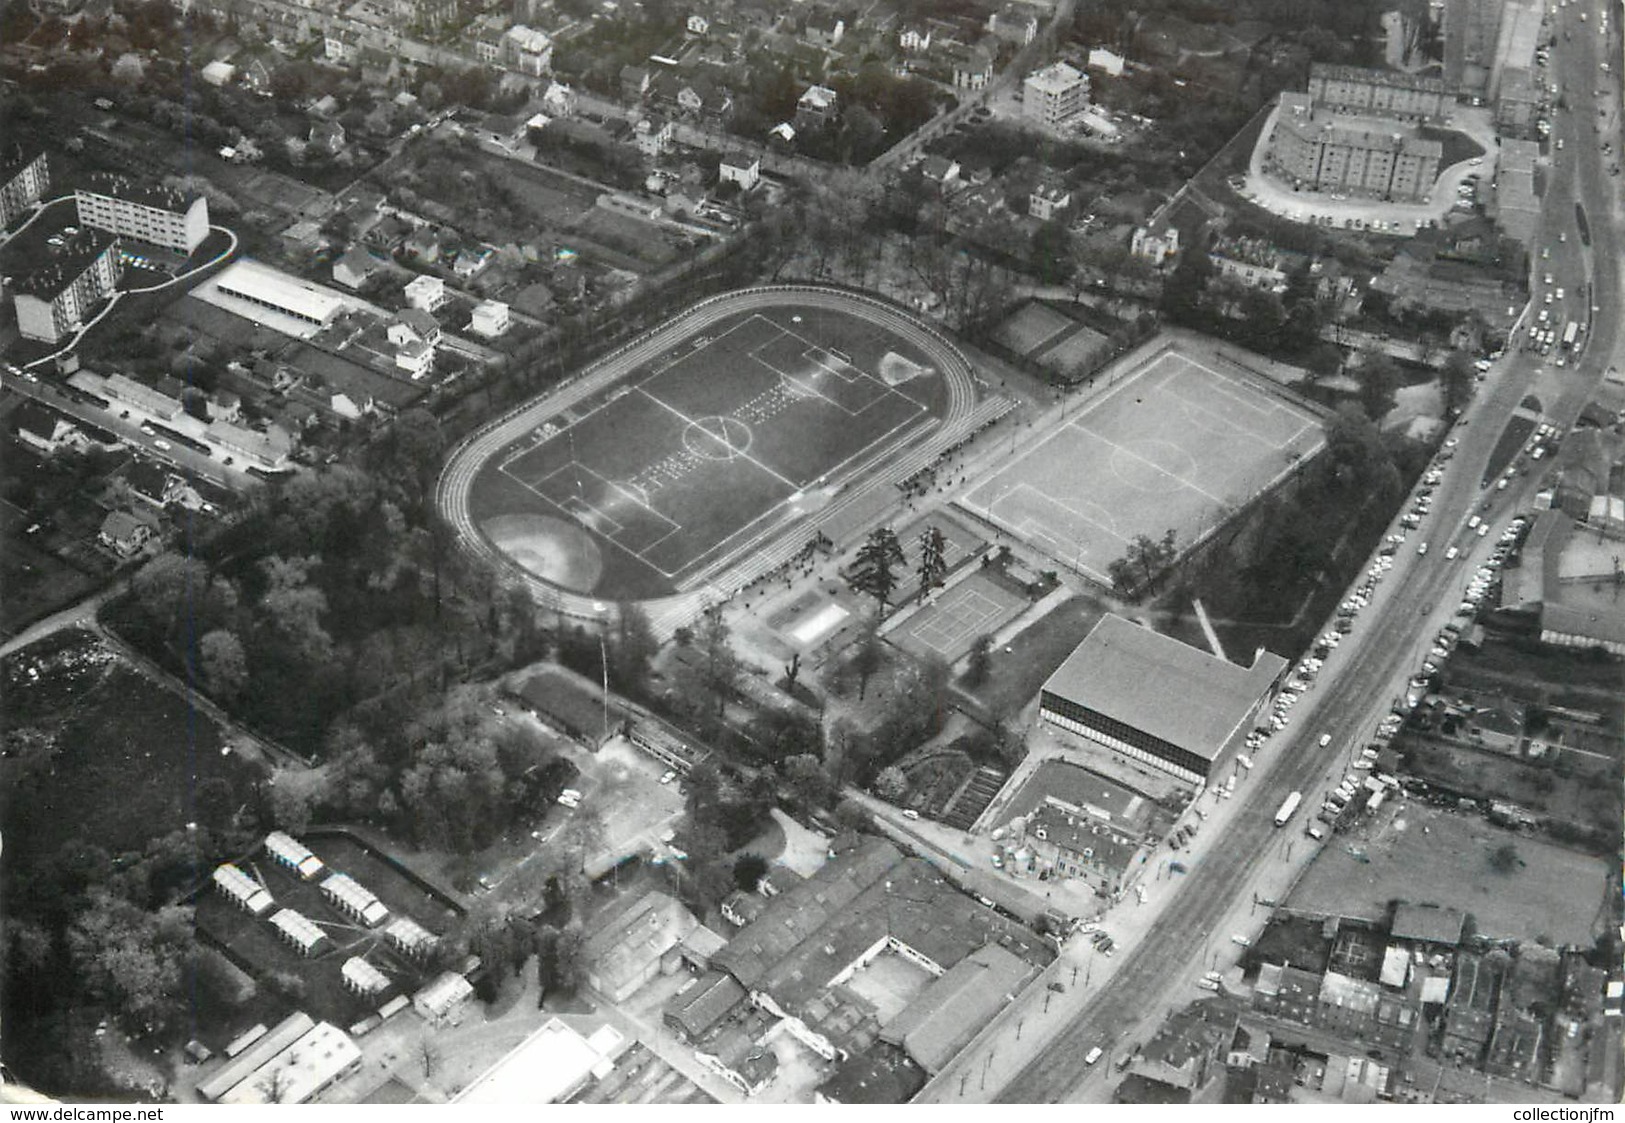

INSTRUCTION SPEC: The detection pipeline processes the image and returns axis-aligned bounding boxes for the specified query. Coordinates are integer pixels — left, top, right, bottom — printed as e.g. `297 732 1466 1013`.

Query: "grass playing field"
470 302 949 598
958 342 1325 585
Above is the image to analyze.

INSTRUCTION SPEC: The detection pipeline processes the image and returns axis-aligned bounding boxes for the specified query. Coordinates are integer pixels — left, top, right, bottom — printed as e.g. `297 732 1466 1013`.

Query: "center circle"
683 415 753 461
1109 439 1199 494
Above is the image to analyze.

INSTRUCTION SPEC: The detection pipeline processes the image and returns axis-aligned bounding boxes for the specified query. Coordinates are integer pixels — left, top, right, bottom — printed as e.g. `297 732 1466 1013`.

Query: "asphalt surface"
975 2 1624 1102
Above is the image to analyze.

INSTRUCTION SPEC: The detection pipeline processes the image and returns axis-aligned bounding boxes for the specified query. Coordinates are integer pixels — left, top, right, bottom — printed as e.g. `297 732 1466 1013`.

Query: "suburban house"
719 154 761 192
99 510 154 557
13 401 88 454
404 274 448 312
470 300 511 338
332 246 383 290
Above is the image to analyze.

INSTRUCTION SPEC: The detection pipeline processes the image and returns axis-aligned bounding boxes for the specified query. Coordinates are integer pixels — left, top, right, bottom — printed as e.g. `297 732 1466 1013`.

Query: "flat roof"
454 1018 621 1104
1042 614 1285 761
5 225 118 299
200 258 351 334
78 173 202 213
218 1022 360 1104
0 144 45 181
1310 62 1446 94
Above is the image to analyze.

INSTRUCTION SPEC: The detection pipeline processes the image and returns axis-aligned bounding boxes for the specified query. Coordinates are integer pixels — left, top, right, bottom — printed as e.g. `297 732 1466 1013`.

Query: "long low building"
217 1021 362 1104
197 258 353 338
453 1018 625 1104
1039 614 1286 784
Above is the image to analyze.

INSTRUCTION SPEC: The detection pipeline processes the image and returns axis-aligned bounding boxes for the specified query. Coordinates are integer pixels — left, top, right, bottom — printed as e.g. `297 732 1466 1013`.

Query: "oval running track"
436 285 1005 636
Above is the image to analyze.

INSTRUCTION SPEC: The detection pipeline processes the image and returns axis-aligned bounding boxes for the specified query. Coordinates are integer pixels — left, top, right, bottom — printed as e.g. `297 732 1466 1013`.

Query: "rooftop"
1026 61 1087 95
0 144 45 181
1002 759 1152 828
815 1047 926 1104
78 172 202 213
454 1018 621 1103
883 943 1034 1073
1309 62 1446 94
664 970 747 1039
1041 615 1286 761
4 224 118 300
582 890 697 995
747 854 1052 1015
712 837 903 990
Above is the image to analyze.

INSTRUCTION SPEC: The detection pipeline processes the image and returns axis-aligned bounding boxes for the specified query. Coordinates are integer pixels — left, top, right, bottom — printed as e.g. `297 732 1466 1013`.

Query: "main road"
924 0 1624 1102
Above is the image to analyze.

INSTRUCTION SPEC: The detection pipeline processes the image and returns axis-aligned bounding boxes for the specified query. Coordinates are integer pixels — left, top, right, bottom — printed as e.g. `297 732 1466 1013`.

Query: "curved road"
435 285 999 636
950 0 1625 1102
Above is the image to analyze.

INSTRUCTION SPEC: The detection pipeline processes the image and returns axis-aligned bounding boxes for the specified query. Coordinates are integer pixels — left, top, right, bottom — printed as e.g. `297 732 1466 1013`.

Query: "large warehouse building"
1039 614 1286 785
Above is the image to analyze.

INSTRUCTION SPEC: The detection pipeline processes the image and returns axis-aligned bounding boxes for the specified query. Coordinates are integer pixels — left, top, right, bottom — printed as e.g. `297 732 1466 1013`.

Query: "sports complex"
437 287 998 626
956 338 1327 585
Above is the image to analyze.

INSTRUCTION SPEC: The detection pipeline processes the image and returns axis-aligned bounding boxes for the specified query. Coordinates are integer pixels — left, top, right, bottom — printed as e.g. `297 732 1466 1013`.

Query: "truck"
1562 321 1579 349
1274 791 1303 827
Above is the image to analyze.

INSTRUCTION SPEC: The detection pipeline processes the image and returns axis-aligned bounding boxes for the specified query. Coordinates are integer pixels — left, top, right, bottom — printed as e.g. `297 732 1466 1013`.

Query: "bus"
1562 321 1579 349
1274 791 1303 827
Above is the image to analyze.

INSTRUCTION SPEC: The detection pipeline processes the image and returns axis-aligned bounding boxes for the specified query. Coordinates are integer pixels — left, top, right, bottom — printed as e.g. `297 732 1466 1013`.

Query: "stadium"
437 287 998 630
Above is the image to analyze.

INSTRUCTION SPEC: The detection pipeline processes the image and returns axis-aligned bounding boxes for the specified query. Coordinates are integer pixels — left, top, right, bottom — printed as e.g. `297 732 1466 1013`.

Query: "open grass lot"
957 341 1323 583
1287 802 1616 945
470 301 948 598
0 629 260 861
0 493 105 637
1399 736 1620 833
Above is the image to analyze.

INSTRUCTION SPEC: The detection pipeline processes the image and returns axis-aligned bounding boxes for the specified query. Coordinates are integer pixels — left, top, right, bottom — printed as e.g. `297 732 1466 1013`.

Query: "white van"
1084 1047 1103 1066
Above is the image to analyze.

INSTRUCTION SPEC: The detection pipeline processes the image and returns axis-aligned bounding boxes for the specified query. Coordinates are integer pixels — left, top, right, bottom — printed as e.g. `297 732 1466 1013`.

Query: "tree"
132 552 210 638
733 852 769 891
66 891 195 1035
782 753 835 810
1106 530 1178 601
1030 219 1074 284
556 807 607 873
690 607 740 719
258 555 333 664
1489 842 1522 874
848 527 906 610
965 633 994 687
199 628 248 699
535 922 586 996
916 526 948 604
874 766 909 802
1355 350 1399 422
852 615 885 701
610 603 659 696
1441 351 1474 416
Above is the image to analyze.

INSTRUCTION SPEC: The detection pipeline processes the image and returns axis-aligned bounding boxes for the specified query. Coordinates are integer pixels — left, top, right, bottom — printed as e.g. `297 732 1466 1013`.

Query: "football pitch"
474 304 949 596
958 343 1325 585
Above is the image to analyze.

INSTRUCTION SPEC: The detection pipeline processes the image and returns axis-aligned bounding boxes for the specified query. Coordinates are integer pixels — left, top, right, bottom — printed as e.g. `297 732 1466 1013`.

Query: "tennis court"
957 342 1324 585
892 571 1028 663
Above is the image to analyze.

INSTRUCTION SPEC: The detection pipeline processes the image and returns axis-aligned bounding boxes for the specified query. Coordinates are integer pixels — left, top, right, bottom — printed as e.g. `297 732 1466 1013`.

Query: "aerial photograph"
0 0 1622 1110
